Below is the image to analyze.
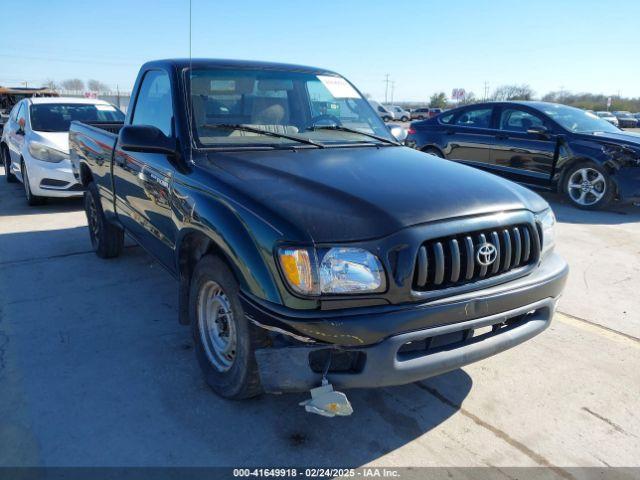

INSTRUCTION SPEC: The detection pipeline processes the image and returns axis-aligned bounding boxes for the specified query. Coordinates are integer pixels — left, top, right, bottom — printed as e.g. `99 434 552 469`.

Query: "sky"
2 0 639 102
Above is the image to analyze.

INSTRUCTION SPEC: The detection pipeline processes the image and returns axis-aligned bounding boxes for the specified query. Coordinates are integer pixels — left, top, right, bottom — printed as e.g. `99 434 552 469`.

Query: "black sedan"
405 101 640 209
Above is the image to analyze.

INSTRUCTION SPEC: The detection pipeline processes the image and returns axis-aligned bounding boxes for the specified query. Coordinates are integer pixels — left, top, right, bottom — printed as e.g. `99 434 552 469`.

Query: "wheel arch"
174 224 281 325
420 144 445 158
79 162 94 187
555 156 618 197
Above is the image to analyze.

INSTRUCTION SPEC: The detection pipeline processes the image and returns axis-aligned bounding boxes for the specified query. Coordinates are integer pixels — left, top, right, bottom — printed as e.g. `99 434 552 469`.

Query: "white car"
1 97 124 205
368 100 395 122
387 105 410 122
596 111 619 127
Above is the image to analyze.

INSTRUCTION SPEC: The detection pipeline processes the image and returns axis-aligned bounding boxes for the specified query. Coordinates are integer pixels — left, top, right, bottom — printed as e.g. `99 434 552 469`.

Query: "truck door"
112 69 177 269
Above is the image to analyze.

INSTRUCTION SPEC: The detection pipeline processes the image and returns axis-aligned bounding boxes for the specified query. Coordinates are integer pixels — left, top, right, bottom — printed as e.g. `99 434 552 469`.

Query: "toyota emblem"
476 243 497 266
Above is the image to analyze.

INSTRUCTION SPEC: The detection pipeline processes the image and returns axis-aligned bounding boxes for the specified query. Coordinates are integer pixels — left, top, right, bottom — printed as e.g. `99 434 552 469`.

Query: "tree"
61 78 85 91
87 79 109 92
492 84 534 101
429 92 448 109
43 79 59 91
459 91 477 105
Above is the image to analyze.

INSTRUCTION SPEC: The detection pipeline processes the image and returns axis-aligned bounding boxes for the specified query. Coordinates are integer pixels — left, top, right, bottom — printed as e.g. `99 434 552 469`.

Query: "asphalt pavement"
0 169 638 471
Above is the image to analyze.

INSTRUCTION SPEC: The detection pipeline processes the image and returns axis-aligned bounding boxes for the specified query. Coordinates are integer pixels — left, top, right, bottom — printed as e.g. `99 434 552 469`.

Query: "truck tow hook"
299 378 353 417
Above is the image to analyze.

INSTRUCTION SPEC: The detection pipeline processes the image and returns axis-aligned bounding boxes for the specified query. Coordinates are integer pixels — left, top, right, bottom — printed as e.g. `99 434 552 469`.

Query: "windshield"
540 104 620 133
30 103 125 132
188 68 394 148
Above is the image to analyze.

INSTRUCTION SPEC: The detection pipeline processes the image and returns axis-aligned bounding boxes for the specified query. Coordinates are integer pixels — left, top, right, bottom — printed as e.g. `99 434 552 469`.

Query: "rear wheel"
190 255 268 399
400 116 409 122
2 146 17 183
84 182 124 258
422 147 444 158
22 161 45 206
563 162 614 210
382 116 391 122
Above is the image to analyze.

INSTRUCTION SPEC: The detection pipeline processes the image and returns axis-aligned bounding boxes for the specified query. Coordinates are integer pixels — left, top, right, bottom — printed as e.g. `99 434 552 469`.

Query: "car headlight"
536 208 556 258
28 142 68 163
278 247 386 296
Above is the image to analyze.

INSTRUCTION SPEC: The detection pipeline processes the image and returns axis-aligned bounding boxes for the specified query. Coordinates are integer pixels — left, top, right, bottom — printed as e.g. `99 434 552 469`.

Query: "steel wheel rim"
197 280 237 372
567 167 606 206
87 196 100 246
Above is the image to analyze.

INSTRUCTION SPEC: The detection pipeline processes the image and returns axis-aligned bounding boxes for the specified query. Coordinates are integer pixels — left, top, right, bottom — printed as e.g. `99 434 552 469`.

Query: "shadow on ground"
538 191 640 225
0 226 472 467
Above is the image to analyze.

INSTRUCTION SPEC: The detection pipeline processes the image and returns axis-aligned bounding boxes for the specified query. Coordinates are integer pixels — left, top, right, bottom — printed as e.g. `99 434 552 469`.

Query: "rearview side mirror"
16 118 26 134
119 125 177 155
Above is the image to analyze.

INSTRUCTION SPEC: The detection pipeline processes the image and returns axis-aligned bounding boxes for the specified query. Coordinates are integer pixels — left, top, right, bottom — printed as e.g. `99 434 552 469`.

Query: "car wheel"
190 255 269 399
2 146 17 183
563 162 614 210
418 115 425 120
21 161 46 206
401 116 409 122
84 182 124 258
422 147 444 158
382 116 391 122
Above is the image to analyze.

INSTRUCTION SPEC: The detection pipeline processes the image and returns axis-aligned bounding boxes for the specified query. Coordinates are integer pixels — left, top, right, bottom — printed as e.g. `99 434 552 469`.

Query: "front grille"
413 223 540 291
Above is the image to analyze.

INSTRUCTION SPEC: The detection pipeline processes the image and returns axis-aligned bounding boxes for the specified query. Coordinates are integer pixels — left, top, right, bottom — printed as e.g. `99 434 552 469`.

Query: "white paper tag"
95 104 117 112
318 75 359 98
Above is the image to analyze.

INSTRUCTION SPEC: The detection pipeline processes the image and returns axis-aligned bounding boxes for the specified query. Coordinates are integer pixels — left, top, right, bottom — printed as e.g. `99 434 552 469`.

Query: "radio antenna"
188 0 194 164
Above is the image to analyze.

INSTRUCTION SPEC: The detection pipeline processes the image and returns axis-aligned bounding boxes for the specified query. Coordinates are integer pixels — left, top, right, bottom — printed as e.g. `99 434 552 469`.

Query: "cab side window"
132 70 174 137
500 108 545 132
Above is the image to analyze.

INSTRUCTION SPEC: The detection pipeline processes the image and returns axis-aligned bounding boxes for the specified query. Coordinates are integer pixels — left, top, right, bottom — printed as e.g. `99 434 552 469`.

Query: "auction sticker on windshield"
318 75 359 98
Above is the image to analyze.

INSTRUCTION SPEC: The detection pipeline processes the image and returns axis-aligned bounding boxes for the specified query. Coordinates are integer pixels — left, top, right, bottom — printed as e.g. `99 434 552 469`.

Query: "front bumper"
25 156 83 198
244 252 568 392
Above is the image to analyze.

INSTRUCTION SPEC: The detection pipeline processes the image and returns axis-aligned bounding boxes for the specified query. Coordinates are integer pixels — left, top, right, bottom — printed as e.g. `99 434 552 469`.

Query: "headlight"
28 142 68 163
536 208 556 258
277 246 386 296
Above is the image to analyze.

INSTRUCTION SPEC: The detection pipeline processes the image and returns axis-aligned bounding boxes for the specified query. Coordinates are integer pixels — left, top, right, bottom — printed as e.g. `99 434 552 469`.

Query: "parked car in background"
410 107 443 120
0 97 124 205
410 107 430 120
406 101 640 210
633 113 640 123
368 100 395 121
387 105 410 122
70 59 567 404
596 111 619 127
612 111 639 128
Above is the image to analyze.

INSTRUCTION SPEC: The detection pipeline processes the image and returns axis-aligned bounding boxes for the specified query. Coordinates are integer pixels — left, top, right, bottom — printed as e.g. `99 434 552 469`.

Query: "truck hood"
204 146 548 242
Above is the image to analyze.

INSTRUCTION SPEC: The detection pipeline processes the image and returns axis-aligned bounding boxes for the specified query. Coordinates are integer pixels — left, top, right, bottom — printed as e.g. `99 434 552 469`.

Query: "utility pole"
483 81 489 101
116 84 121 110
390 81 395 104
384 74 390 103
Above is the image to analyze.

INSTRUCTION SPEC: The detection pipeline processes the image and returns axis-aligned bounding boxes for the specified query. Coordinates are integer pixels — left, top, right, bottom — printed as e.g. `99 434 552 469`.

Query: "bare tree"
43 79 59 91
61 78 85 91
87 79 109 92
492 84 534 101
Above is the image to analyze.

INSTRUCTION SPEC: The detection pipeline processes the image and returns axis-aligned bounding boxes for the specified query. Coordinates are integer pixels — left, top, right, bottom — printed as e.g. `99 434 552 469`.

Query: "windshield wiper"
305 125 401 146
202 124 324 149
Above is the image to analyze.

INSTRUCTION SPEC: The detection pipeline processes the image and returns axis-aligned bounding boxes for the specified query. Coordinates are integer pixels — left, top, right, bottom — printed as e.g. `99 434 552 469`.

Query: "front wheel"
190 255 268 399
22 161 45 206
563 162 614 210
84 182 124 258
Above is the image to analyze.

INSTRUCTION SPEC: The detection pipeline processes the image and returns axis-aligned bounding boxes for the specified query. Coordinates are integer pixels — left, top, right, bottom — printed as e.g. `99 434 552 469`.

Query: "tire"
190 255 269 399
563 161 615 210
84 182 124 258
21 161 46 206
418 115 425 120
2 146 17 183
401 116 409 122
422 147 444 158
382 116 391 122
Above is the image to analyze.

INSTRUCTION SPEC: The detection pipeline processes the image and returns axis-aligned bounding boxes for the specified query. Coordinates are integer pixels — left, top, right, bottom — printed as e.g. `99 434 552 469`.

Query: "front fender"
173 183 283 305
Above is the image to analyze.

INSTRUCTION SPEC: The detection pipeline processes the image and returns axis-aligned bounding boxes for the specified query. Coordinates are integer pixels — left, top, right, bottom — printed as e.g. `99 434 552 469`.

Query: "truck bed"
69 120 123 187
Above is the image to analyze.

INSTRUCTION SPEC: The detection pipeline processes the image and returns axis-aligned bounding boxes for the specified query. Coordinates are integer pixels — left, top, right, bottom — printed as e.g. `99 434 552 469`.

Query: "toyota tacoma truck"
70 59 568 400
